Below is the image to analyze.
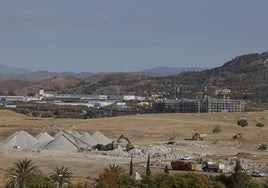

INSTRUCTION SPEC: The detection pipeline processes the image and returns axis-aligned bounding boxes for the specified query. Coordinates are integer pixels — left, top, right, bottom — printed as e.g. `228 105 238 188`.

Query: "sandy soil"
0 110 267 185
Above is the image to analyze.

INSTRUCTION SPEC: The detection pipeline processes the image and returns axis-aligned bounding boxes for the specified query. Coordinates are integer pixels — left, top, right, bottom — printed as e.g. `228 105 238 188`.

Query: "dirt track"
0 110 267 185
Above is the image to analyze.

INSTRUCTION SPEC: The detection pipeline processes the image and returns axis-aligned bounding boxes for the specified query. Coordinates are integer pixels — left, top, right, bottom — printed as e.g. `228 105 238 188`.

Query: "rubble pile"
225 157 268 173
88 145 181 160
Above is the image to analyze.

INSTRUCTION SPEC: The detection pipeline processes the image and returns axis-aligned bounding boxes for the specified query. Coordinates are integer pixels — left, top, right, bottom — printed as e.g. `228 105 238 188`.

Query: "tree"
237 119 248 127
212 125 221 134
257 144 267 151
129 155 133 177
96 164 127 188
264 177 268 188
256 123 264 128
146 155 151 177
231 159 251 188
24 175 55 188
49 166 73 188
151 172 225 188
5 159 39 188
164 164 169 174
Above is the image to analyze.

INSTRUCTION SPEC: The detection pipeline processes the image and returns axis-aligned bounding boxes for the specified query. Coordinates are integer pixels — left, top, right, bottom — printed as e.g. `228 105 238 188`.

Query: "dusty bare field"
0 110 267 185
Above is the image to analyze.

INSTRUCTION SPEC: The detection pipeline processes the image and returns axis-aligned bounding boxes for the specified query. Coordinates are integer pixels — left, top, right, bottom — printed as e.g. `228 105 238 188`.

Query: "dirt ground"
0 110 267 185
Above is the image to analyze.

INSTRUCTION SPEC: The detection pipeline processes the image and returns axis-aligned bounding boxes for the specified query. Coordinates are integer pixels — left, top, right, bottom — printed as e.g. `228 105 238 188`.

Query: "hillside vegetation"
0 52 267 103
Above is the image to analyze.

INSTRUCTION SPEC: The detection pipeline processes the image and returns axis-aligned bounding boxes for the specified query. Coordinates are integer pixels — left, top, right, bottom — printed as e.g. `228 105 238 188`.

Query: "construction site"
0 110 267 184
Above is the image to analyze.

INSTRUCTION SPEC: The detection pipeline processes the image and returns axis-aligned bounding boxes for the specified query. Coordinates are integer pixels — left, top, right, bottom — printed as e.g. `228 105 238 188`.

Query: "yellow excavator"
117 134 134 151
192 132 207 140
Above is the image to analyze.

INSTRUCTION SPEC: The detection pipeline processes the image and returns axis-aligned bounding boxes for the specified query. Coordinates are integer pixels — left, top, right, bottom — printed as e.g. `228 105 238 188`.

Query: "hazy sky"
0 0 268 73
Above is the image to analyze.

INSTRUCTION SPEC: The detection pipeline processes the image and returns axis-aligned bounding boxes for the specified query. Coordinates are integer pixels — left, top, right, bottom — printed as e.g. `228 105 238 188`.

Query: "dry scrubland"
0 110 267 184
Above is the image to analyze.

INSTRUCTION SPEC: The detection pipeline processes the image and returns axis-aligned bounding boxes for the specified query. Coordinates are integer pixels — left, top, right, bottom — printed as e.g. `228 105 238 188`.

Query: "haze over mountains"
0 65 206 81
0 64 30 75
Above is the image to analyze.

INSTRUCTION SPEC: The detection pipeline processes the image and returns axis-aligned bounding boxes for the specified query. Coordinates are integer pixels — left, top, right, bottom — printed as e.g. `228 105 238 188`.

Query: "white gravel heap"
79 132 98 147
42 130 92 151
0 130 37 149
53 130 65 138
0 130 114 151
42 134 79 151
65 130 73 134
91 131 112 145
35 132 54 148
71 131 81 138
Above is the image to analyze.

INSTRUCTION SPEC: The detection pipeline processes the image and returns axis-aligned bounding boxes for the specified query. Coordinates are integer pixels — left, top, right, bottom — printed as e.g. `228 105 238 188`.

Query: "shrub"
237 119 248 127
256 123 264 127
257 144 267 150
212 125 221 134
164 164 169 174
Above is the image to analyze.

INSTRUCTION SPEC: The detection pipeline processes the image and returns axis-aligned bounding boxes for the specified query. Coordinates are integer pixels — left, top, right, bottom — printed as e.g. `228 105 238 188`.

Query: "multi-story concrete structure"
153 98 245 113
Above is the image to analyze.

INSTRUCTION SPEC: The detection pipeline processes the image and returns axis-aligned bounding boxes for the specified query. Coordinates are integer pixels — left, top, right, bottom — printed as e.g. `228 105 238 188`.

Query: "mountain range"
0 65 206 81
0 51 267 104
0 64 30 75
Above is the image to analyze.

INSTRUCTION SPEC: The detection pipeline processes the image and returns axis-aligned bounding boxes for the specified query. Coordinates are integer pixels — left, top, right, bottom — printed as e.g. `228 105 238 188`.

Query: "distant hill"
0 64 31 75
0 66 205 81
0 78 32 96
2 70 95 82
141 66 206 76
0 51 267 103
170 52 268 102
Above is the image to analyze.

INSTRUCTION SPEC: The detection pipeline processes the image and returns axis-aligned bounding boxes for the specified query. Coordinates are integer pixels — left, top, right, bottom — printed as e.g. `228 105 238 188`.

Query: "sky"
0 0 268 73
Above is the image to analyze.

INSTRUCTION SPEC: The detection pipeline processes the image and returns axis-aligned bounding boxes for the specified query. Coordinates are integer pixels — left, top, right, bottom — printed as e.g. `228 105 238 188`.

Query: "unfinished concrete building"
153 98 245 113
207 99 245 112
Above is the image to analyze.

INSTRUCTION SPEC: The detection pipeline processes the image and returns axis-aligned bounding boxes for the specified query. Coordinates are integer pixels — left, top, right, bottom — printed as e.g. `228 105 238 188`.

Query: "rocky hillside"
0 52 267 103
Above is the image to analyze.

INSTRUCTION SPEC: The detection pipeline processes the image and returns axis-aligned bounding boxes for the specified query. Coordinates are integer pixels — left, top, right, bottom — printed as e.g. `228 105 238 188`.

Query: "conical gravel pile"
80 132 98 147
35 132 54 148
0 130 37 149
44 130 91 151
41 134 79 152
53 130 66 138
71 131 81 138
65 130 73 134
91 131 112 145
62 130 91 149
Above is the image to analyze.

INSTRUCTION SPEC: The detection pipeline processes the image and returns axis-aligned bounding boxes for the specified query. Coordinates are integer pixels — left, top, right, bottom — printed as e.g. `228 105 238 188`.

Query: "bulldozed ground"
0 110 267 185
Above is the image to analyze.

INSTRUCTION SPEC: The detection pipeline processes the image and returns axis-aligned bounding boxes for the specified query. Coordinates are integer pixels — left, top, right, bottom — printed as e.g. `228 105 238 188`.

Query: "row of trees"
7 103 151 119
5 159 72 188
4 157 267 188
237 119 265 128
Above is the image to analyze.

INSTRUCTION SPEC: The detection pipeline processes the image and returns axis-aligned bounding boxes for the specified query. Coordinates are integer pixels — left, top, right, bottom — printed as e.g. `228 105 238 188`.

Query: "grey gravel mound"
65 130 73 134
43 131 92 151
80 132 98 147
71 131 81 138
0 130 37 149
53 131 65 138
91 131 112 145
36 132 54 142
35 132 54 148
42 134 79 151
